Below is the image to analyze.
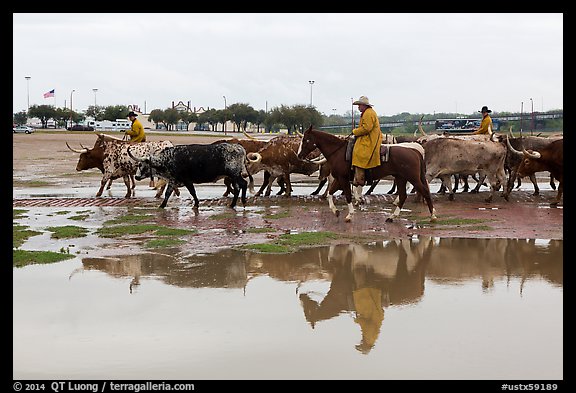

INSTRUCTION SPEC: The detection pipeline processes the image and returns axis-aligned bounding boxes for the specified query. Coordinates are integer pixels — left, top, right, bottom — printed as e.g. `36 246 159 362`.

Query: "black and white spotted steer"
128 143 254 209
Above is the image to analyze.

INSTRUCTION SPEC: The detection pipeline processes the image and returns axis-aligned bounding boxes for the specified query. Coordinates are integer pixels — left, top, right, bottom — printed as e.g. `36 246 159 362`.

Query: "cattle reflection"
79 237 562 353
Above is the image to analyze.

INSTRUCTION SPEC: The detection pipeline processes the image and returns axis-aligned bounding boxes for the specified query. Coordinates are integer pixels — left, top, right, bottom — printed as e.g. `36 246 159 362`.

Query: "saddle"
346 138 392 163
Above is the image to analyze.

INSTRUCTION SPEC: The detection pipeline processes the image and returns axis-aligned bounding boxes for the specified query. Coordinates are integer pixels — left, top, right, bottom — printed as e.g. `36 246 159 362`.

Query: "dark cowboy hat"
127 111 138 117
478 106 492 114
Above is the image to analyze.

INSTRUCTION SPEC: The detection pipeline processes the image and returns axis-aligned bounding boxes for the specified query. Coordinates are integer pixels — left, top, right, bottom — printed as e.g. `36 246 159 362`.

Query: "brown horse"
297 126 437 223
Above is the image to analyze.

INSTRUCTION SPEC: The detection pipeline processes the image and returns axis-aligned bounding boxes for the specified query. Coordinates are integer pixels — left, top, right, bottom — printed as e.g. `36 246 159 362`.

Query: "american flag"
43 89 55 98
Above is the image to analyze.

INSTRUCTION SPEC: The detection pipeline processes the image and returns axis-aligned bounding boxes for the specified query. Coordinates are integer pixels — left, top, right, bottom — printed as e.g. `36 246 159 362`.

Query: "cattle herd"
65 126 563 222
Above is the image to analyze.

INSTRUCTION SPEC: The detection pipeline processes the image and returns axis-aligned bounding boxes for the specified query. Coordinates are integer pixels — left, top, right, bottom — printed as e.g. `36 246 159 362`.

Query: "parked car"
67 125 95 131
13 125 35 134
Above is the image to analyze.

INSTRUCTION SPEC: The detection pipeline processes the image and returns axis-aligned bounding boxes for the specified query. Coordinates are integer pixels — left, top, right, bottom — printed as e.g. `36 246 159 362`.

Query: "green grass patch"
240 231 339 253
145 238 187 249
13 249 75 268
46 225 89 239
13 225 43 248
262 211 291 219
427 217 488 226
13 209 28 219
12 179 53 187
104 213 154 225
96 224 195 238
69 214 90 221
245 227 276 233
278 231 339 246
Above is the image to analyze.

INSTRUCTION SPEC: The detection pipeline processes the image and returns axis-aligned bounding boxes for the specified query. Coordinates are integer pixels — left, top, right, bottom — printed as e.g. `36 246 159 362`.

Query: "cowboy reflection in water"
299 239 430 354
350 96 383 187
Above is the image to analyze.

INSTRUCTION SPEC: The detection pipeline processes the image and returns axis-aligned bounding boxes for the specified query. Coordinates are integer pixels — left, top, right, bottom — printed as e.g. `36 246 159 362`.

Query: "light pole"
25 76 31 112
308 80 315 106
223 95 227 135
70 89 75 128
93 88 98 121
530 97 534 135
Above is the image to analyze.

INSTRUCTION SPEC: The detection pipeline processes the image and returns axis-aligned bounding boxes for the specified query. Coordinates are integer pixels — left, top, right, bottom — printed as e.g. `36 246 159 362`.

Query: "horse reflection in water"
298 237 435 354
74 237 562 354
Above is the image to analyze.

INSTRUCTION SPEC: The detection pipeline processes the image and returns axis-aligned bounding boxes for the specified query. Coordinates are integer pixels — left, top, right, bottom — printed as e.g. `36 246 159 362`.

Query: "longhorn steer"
246 134 322 197
66 134 173 198
128 142 253 209
503 131 562 199
421 137 507 202
506 137 563 206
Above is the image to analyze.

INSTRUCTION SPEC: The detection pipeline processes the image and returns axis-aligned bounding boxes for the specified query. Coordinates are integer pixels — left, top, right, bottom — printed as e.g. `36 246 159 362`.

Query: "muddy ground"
13 131 563 255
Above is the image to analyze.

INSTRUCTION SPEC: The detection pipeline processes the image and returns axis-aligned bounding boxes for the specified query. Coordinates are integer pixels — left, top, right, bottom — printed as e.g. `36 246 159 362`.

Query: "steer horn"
306 155 327 165
418 115 427 136
246 152 262 163
66 141 88 154
242 131 257 140
506 135 524 157
295 129 304 137
127 146 147 162
522 146 541 159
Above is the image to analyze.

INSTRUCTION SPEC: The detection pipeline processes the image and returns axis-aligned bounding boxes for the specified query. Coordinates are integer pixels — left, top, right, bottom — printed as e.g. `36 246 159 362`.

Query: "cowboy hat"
478 106 492 114
127 111 138 117
352 96 373 107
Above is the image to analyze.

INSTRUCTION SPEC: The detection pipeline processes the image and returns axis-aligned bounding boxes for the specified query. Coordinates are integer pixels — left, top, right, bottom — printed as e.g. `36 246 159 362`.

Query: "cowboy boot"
353 167 365 187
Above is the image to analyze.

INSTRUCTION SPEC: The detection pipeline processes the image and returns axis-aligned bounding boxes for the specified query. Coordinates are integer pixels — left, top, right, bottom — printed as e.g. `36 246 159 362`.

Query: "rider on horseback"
350 96 383 186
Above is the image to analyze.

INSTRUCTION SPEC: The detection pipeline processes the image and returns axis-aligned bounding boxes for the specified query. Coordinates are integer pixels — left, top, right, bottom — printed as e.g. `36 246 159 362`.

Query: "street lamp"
223 95 227 135
25 76 31 112
530 97 534 135
93 88 98 107
69 89 75 128
308 80 315 106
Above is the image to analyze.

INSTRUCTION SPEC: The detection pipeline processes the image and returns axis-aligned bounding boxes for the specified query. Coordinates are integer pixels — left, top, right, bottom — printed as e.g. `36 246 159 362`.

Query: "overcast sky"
13 13 563 117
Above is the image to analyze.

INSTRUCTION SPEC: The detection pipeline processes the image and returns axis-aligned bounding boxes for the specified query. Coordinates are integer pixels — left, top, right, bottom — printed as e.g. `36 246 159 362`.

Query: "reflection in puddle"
13 237 563 379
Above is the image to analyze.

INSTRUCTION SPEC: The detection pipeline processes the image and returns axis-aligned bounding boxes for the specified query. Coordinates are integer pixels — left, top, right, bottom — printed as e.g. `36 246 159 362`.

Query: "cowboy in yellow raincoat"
124 111 146 143
351 96 383 186
472 106 494 135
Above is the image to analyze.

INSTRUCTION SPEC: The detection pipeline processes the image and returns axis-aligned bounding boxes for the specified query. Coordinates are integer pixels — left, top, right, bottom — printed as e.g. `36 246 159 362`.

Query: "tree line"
13 104 562 135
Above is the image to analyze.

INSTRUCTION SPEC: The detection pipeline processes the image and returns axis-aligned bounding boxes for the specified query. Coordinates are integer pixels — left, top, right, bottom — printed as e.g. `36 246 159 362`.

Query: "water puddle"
13 236 563 380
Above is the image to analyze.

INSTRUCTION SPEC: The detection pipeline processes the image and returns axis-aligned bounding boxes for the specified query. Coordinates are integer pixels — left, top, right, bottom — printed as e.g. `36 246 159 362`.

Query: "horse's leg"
364 179 378 196
387 179 397 195
343 180 355 222
327 177 345 218
387 177 407 222
322 175 334 198
310 178 326 195
411 177 437 222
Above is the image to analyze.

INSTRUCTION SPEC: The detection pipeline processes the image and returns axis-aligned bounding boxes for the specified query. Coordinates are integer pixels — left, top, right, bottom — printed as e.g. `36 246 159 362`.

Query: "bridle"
304 131 352 161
